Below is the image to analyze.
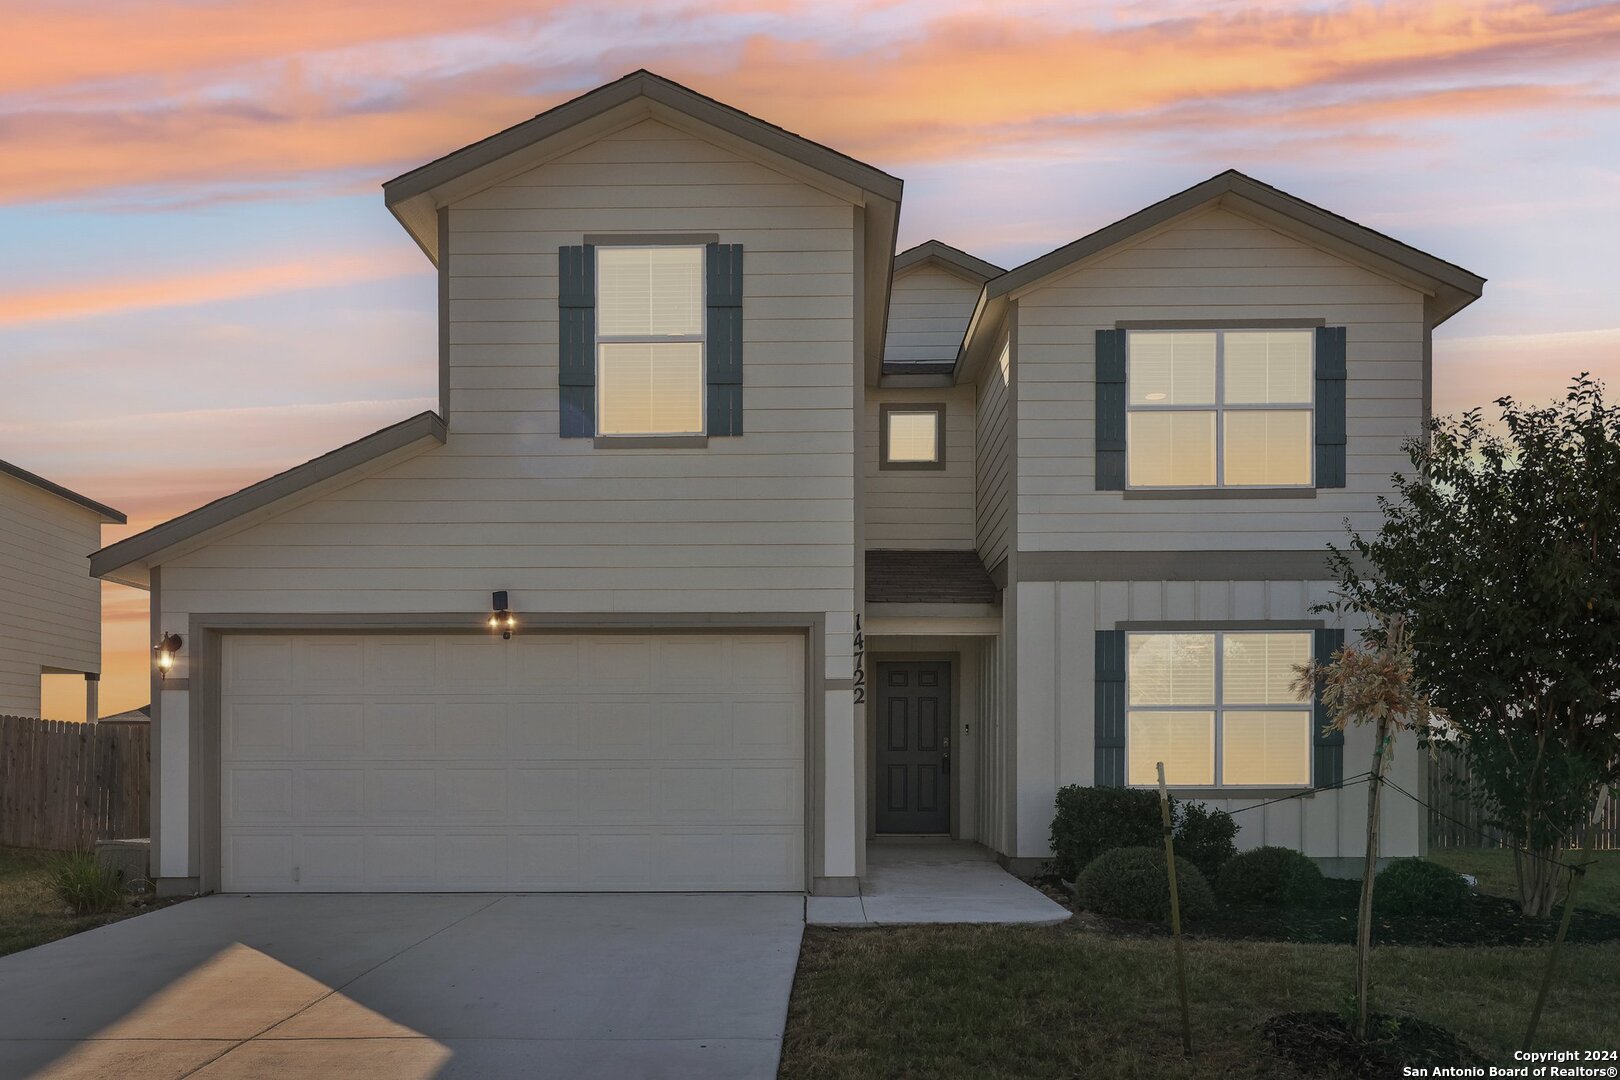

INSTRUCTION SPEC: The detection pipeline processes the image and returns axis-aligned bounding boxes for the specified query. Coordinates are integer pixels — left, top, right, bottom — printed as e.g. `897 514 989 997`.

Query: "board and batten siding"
154 116 863 882
975 332 1014 570
1010 577 1423 862
883 263 983 367
0 474 103 716
1015 206 1428 550
863 385 976 549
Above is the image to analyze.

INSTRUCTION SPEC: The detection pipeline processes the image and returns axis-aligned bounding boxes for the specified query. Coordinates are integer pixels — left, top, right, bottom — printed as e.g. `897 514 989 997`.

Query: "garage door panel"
299 639 366 691
223 702 292 758
443 639 508 689
368 701 436 753
583 638 656 689
510 769 581 821
304 702 366 753
300 768 366 820
437 702 507 755
226 769 294 824
221 632 805 892
365 638 438 690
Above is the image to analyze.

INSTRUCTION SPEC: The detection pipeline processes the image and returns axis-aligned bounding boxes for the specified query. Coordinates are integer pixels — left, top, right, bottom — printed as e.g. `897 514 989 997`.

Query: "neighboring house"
1 458 125 721
89 71 1483 896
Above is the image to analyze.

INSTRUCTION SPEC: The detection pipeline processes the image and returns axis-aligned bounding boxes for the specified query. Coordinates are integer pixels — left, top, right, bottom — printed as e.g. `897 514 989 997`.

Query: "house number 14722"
852 614 866 705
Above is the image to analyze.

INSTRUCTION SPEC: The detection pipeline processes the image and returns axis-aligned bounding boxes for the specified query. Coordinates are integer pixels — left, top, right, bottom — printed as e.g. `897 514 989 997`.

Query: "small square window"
880 405 945 469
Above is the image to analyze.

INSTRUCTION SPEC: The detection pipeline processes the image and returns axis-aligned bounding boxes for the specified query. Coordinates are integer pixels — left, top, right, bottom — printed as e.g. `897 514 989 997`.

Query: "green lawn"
781 851 1620 1079
0 847 164 958
1429 848 1620 915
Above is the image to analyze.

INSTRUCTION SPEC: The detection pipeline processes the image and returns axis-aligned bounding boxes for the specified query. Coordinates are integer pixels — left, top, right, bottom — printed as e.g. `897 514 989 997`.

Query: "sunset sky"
6 0 1620 717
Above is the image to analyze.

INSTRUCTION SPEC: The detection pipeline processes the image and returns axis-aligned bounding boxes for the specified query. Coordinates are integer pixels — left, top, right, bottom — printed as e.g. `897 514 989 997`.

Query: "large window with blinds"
1125 329 1314 488
1125 630 1313 787
595 245 706 435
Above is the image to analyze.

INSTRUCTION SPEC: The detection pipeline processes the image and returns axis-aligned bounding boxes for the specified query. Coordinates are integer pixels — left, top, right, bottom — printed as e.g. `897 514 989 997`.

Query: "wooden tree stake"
1157 761 1192 1055
1523 786 1612 1051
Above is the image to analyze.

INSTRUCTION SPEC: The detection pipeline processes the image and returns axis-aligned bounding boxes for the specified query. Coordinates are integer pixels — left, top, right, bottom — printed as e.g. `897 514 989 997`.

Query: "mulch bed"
1263 1010 1486 1078
1036 876 1620 946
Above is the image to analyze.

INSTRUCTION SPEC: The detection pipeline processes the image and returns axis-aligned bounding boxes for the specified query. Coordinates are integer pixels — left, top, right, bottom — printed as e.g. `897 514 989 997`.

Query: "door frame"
866 651 960 838
183 611 826 895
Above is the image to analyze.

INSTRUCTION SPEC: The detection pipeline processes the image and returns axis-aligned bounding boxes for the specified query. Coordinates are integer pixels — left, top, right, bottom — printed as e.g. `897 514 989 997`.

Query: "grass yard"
1430 848 1620 916
0 847 170 958
780 853 1620 1079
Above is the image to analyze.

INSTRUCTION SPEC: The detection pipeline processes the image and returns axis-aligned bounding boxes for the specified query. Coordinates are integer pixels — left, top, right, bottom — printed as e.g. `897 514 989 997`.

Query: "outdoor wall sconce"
154 632 183 677
489 591 515 640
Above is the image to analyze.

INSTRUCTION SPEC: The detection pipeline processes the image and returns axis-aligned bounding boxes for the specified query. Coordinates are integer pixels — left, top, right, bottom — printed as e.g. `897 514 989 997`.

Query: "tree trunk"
1515 843 1562 918
1354 715 1391 1042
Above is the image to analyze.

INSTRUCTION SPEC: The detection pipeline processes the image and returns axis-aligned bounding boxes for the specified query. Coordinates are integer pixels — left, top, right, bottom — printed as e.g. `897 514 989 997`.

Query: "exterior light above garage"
490 591 515 640
154 632 182 676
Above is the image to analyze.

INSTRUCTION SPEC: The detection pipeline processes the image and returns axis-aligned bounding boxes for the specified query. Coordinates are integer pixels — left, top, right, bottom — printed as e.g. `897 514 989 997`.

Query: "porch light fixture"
489 591 515 640
154 632 183 676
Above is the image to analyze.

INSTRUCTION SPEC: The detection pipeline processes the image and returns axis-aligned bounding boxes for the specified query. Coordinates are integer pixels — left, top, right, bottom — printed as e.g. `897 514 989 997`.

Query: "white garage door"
220 632 805 892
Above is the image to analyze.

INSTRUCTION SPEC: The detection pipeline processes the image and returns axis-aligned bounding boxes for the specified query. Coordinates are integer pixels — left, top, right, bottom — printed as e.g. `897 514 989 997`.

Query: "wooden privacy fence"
1428 752 1619 851
0 714 149 851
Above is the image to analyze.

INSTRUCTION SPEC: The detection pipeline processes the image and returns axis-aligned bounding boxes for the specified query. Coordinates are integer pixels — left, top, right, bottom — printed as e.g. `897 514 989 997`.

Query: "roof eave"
893 240 1004 284
384 71 904 261
89 411 447 587
0 459 125 523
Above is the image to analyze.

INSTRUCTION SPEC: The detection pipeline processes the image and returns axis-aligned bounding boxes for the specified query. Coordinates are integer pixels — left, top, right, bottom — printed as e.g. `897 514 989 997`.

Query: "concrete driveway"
0 893 804 1080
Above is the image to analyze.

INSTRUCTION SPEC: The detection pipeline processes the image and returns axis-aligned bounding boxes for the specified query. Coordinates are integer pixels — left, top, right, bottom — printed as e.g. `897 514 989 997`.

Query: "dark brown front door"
875 661 951 834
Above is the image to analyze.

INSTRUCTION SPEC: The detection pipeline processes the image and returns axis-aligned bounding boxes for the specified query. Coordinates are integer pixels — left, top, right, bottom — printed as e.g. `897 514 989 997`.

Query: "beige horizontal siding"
162 116 858 625
975 335 1013 569
883 263 981 366
863 385 976 550
1015 207 1429 551
0 474 103 715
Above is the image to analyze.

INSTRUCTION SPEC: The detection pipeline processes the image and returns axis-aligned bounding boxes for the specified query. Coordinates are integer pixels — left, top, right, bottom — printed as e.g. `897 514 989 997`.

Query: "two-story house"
90 71 1483 896
2 458 124 721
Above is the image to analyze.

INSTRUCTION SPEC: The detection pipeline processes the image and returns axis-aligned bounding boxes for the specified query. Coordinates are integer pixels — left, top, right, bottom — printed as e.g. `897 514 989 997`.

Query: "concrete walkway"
806 840 1071 926
0 893 803 1080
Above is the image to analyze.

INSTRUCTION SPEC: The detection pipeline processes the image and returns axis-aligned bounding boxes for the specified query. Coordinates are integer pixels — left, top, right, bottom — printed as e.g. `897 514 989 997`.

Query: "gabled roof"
0 458 124 523
893 240 1003 284
89 411 446 588
958 170 1486 380
384 69 903 263
384 69 903 385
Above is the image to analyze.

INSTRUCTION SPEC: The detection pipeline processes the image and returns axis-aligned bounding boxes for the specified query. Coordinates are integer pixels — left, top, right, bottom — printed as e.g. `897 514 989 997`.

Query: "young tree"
1326 376 1620 916
1293 613 1449 1041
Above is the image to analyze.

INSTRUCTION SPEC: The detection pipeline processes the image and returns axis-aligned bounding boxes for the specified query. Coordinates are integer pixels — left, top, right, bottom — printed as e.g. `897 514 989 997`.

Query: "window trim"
1123 628 1315 790
593 242 708 438
879 403 947 470
1124 328 1315 490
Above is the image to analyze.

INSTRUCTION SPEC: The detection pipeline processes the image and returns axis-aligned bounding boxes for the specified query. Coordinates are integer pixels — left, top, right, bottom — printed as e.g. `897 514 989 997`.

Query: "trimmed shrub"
1049 786 1239 883
1174 801 1238 880
1050 787 1162 881
50 852 125 915
1075 845 1217 923
1375 858 1471 918
1216 845 1326 907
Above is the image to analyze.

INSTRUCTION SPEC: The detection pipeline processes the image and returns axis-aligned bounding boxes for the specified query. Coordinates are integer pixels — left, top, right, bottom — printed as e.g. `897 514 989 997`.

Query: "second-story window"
1126 329 1313 488
596 245 705 436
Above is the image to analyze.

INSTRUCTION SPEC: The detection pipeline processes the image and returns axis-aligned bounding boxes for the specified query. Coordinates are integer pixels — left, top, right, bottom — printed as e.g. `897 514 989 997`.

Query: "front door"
875 661 951 834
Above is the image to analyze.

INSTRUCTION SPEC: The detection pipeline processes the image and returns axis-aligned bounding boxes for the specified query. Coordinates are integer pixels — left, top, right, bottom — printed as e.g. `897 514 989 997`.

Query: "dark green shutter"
1315 326 1346 487
1095 329 1127 490
558 244 595 437
1095 629 1127 786
706 243 744 436
1313 628 1345 787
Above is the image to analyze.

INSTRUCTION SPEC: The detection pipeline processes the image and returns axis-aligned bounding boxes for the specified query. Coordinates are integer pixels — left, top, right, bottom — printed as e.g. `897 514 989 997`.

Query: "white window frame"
594 244 707 437
1124 629 1314 789
1125 328 1314 489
